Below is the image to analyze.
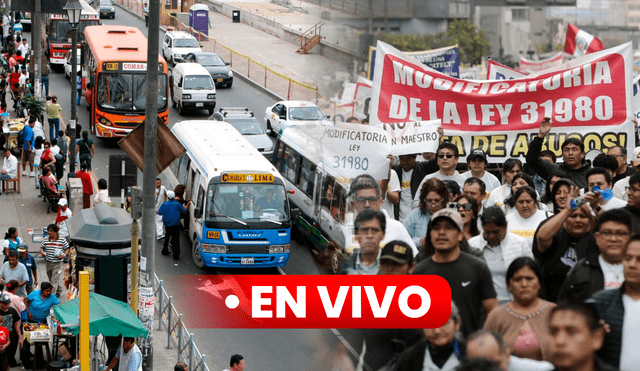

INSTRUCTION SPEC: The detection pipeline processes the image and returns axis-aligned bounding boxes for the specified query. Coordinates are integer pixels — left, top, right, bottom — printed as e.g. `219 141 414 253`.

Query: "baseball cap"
467 148 487 163
380 241 413 265
429 209 464 231
0 294 10 305
58 198 68 206
17 244 28 252
166 191 175 199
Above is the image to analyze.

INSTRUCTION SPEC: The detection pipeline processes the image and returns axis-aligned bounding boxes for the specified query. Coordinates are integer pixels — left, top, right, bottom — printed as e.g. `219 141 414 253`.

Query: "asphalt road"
28 10 353 371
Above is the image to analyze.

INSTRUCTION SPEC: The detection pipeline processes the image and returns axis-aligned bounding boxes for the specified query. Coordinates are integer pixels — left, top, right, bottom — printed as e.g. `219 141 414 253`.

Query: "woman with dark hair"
503 173 536 214
2 227 21 259
449 194 480 240
76 130 94 171
469 207 533 305
486 159 523 208
484 257 556 361
2 280 26 317
404 178 449 247
540 170 569 210
173 184 190 229
93 178 111 206
24 281 59 323
506 186 550 249
550 178 578 214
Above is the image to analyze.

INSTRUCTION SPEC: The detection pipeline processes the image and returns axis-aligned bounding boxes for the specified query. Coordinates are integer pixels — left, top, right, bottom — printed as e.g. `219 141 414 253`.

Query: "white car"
64 50 81 79
162 31 202 66
264 100 331 135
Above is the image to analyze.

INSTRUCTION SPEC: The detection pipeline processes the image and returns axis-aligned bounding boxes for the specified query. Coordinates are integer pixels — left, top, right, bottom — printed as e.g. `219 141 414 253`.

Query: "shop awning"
53 292 148 337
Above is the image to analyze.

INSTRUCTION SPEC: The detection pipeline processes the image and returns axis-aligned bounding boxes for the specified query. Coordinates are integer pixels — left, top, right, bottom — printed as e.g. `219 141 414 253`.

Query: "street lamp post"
64 0 82 175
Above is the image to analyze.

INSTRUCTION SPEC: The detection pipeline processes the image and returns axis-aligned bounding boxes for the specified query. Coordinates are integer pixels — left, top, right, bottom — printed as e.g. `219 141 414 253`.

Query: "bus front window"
206 183 289 225
98 73 167 112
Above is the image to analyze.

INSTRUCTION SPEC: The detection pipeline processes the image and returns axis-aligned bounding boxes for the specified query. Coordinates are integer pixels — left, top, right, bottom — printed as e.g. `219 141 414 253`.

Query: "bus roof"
171 121 282 181
51 0 99 18
83 25 165 65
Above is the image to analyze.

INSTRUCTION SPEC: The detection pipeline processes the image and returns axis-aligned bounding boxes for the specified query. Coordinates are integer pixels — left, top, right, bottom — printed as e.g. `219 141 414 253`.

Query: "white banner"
487 60 528 80
519 52 564 73
320 123 391 179
634 74 640 121
384 120 441 156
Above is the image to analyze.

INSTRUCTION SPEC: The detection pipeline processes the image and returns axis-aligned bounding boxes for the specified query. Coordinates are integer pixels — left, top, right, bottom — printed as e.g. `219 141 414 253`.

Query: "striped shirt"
40 237 69 263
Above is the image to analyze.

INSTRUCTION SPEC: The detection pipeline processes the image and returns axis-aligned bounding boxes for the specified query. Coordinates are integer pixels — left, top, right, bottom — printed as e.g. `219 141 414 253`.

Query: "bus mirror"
194 207 202 219
169 75 174 87
289 189 295 194
291 208 300 220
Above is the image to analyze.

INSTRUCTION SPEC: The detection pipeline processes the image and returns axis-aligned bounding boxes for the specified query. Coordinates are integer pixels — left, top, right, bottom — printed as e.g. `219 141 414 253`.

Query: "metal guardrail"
154 275 210 371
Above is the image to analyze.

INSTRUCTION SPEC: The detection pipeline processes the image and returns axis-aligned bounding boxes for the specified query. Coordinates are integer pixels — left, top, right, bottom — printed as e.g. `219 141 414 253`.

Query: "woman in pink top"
2 280 26 314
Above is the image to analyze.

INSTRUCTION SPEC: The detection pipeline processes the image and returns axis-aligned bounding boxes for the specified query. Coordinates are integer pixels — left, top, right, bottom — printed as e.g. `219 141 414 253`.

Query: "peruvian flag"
564 23 604 57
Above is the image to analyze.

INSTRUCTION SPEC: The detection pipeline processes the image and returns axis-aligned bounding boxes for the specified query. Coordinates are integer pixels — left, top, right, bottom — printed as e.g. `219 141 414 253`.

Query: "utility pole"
33 0 42 100
139 0 160 368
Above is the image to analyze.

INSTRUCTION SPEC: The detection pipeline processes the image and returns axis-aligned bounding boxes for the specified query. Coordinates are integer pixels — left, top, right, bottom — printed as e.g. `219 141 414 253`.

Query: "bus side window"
297 157 315 198
284 148 300 183
274 141 286 173
332 185 347 223
190 171 201 203
196 185 205 214
169 154 180 176
177 154 190 185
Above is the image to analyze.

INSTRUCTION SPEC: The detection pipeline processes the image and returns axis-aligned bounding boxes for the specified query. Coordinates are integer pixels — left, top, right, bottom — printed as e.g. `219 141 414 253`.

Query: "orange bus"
82 25 169 138
42 0 100 66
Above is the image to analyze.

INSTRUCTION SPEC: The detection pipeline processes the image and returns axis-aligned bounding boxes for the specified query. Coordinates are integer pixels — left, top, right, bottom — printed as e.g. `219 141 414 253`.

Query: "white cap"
632 147 640 163
166 191 175 199
58 198 68 206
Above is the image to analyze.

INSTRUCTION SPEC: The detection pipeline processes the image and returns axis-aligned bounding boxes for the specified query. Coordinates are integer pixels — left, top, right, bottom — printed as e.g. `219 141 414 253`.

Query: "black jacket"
557 253 604 304
392 159 437 220
526 136 591 189
393 338 465 371
588 286 626 369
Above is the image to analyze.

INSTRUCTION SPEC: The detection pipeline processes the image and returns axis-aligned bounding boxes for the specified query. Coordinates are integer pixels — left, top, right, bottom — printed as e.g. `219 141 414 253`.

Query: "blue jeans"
48 118 59 140
79 154 91 170
41 76 49 96
76 89 82 104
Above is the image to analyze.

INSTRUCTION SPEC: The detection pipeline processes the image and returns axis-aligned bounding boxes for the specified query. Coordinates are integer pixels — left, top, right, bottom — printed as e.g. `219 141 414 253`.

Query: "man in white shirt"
0 148 18 185
350 174 418 256
583 167 626 216
155 177 167 239
17 39 29 59
412 142 467 208
462 149 501 193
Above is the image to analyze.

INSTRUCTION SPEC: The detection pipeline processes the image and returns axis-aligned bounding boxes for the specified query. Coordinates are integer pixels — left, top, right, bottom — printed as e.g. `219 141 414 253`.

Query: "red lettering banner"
369 41 634 162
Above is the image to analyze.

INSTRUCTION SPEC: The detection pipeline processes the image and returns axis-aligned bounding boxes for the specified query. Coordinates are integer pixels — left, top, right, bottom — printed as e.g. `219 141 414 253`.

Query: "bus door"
187 167 201 236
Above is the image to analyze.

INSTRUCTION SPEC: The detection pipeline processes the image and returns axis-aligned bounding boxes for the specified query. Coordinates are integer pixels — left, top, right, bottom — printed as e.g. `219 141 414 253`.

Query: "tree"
380 20 490 65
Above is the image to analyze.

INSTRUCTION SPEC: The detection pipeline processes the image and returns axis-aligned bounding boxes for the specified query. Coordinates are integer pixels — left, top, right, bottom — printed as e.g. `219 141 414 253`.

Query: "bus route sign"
221 173 274 183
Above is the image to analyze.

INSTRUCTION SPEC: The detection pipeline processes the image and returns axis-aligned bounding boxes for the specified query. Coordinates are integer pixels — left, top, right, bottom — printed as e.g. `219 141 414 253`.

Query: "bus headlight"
201 244 226 253
207 94 215 99
98 116 113 127
182 94 191 99
269 245 289 254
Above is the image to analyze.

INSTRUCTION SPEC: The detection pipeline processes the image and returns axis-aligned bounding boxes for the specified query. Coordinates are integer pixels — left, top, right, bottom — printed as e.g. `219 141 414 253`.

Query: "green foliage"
380 20 491 65
20 94 45 117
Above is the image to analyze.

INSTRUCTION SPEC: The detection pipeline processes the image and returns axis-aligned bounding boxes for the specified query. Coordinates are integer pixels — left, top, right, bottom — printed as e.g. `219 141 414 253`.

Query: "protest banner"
633 74 640 120
318 123 391 179
368 45 460 80
520 52 564 73
487 59 528 80
338 76 373 120
369 41 634 163
384 120 441 156
565 23 604 57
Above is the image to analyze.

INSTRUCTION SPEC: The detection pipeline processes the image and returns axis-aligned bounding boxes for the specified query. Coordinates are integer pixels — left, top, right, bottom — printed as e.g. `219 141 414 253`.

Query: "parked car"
210 107 274 156
64 50 81 79
264 100 331 135
183 52 233 87
162 31 202 66
98 0 116 19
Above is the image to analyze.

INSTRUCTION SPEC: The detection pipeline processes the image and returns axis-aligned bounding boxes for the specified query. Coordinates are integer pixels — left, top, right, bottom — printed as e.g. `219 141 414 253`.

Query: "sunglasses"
447 202 474 211
438 154 454 159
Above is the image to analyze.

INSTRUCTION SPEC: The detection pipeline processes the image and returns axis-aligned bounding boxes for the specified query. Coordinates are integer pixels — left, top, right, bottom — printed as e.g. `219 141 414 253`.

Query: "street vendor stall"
1 114 25 153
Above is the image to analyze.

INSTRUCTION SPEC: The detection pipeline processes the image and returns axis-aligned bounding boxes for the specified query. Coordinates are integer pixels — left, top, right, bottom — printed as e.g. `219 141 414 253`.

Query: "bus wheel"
328 249 339 274
192 238 205 269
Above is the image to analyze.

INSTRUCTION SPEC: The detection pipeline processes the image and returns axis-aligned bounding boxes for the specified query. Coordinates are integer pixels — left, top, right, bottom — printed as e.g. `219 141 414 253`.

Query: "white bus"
165 121 292 268
271 124 359 273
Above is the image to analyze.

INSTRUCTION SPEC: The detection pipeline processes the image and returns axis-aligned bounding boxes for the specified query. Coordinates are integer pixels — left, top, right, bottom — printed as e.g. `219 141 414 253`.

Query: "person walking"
154 178 167 240
45 96 61 140
40 224 69 297
143 3 149 27
75 161 93 209
75 71 81 105
157 191 190 260
76 130 94 171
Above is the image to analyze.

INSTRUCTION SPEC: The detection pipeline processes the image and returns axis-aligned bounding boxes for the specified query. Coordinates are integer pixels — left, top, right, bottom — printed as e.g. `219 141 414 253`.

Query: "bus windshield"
50 20 100 43
206 183 289 224
97 73 168 112
183 75 213 90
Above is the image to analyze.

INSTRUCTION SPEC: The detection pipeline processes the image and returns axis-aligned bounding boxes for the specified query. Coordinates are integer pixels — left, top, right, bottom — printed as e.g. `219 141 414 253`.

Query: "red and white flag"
564 23 604 57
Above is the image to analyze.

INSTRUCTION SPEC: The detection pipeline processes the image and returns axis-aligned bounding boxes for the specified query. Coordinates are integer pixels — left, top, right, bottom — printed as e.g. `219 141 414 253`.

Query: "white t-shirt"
598 255 624 290
506 209 549 249
462 170 502 193
486 183 511 208
412 170 467 208
620 294 640 371
155 185 167 210
381 171 400 217
58 208 73 238
600 196 627 211
399 168 413 222
380 209 418 257
613 176 629 202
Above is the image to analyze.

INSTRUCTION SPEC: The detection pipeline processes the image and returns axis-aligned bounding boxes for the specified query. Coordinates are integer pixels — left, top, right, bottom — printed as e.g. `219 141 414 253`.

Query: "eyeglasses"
357 227 382 235
425 198 443 205
628 186 640 194
438 154 454 159
355 196 379 204
447 202 474 211
598 230 630 238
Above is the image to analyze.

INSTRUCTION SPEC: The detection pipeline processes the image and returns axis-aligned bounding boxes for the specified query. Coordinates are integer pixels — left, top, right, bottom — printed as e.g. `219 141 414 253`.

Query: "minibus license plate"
241 257 254 265
196 103 204 107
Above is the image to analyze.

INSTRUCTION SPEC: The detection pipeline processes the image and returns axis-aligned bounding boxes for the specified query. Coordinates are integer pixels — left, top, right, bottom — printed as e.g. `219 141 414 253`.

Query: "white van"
170 63 216 115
